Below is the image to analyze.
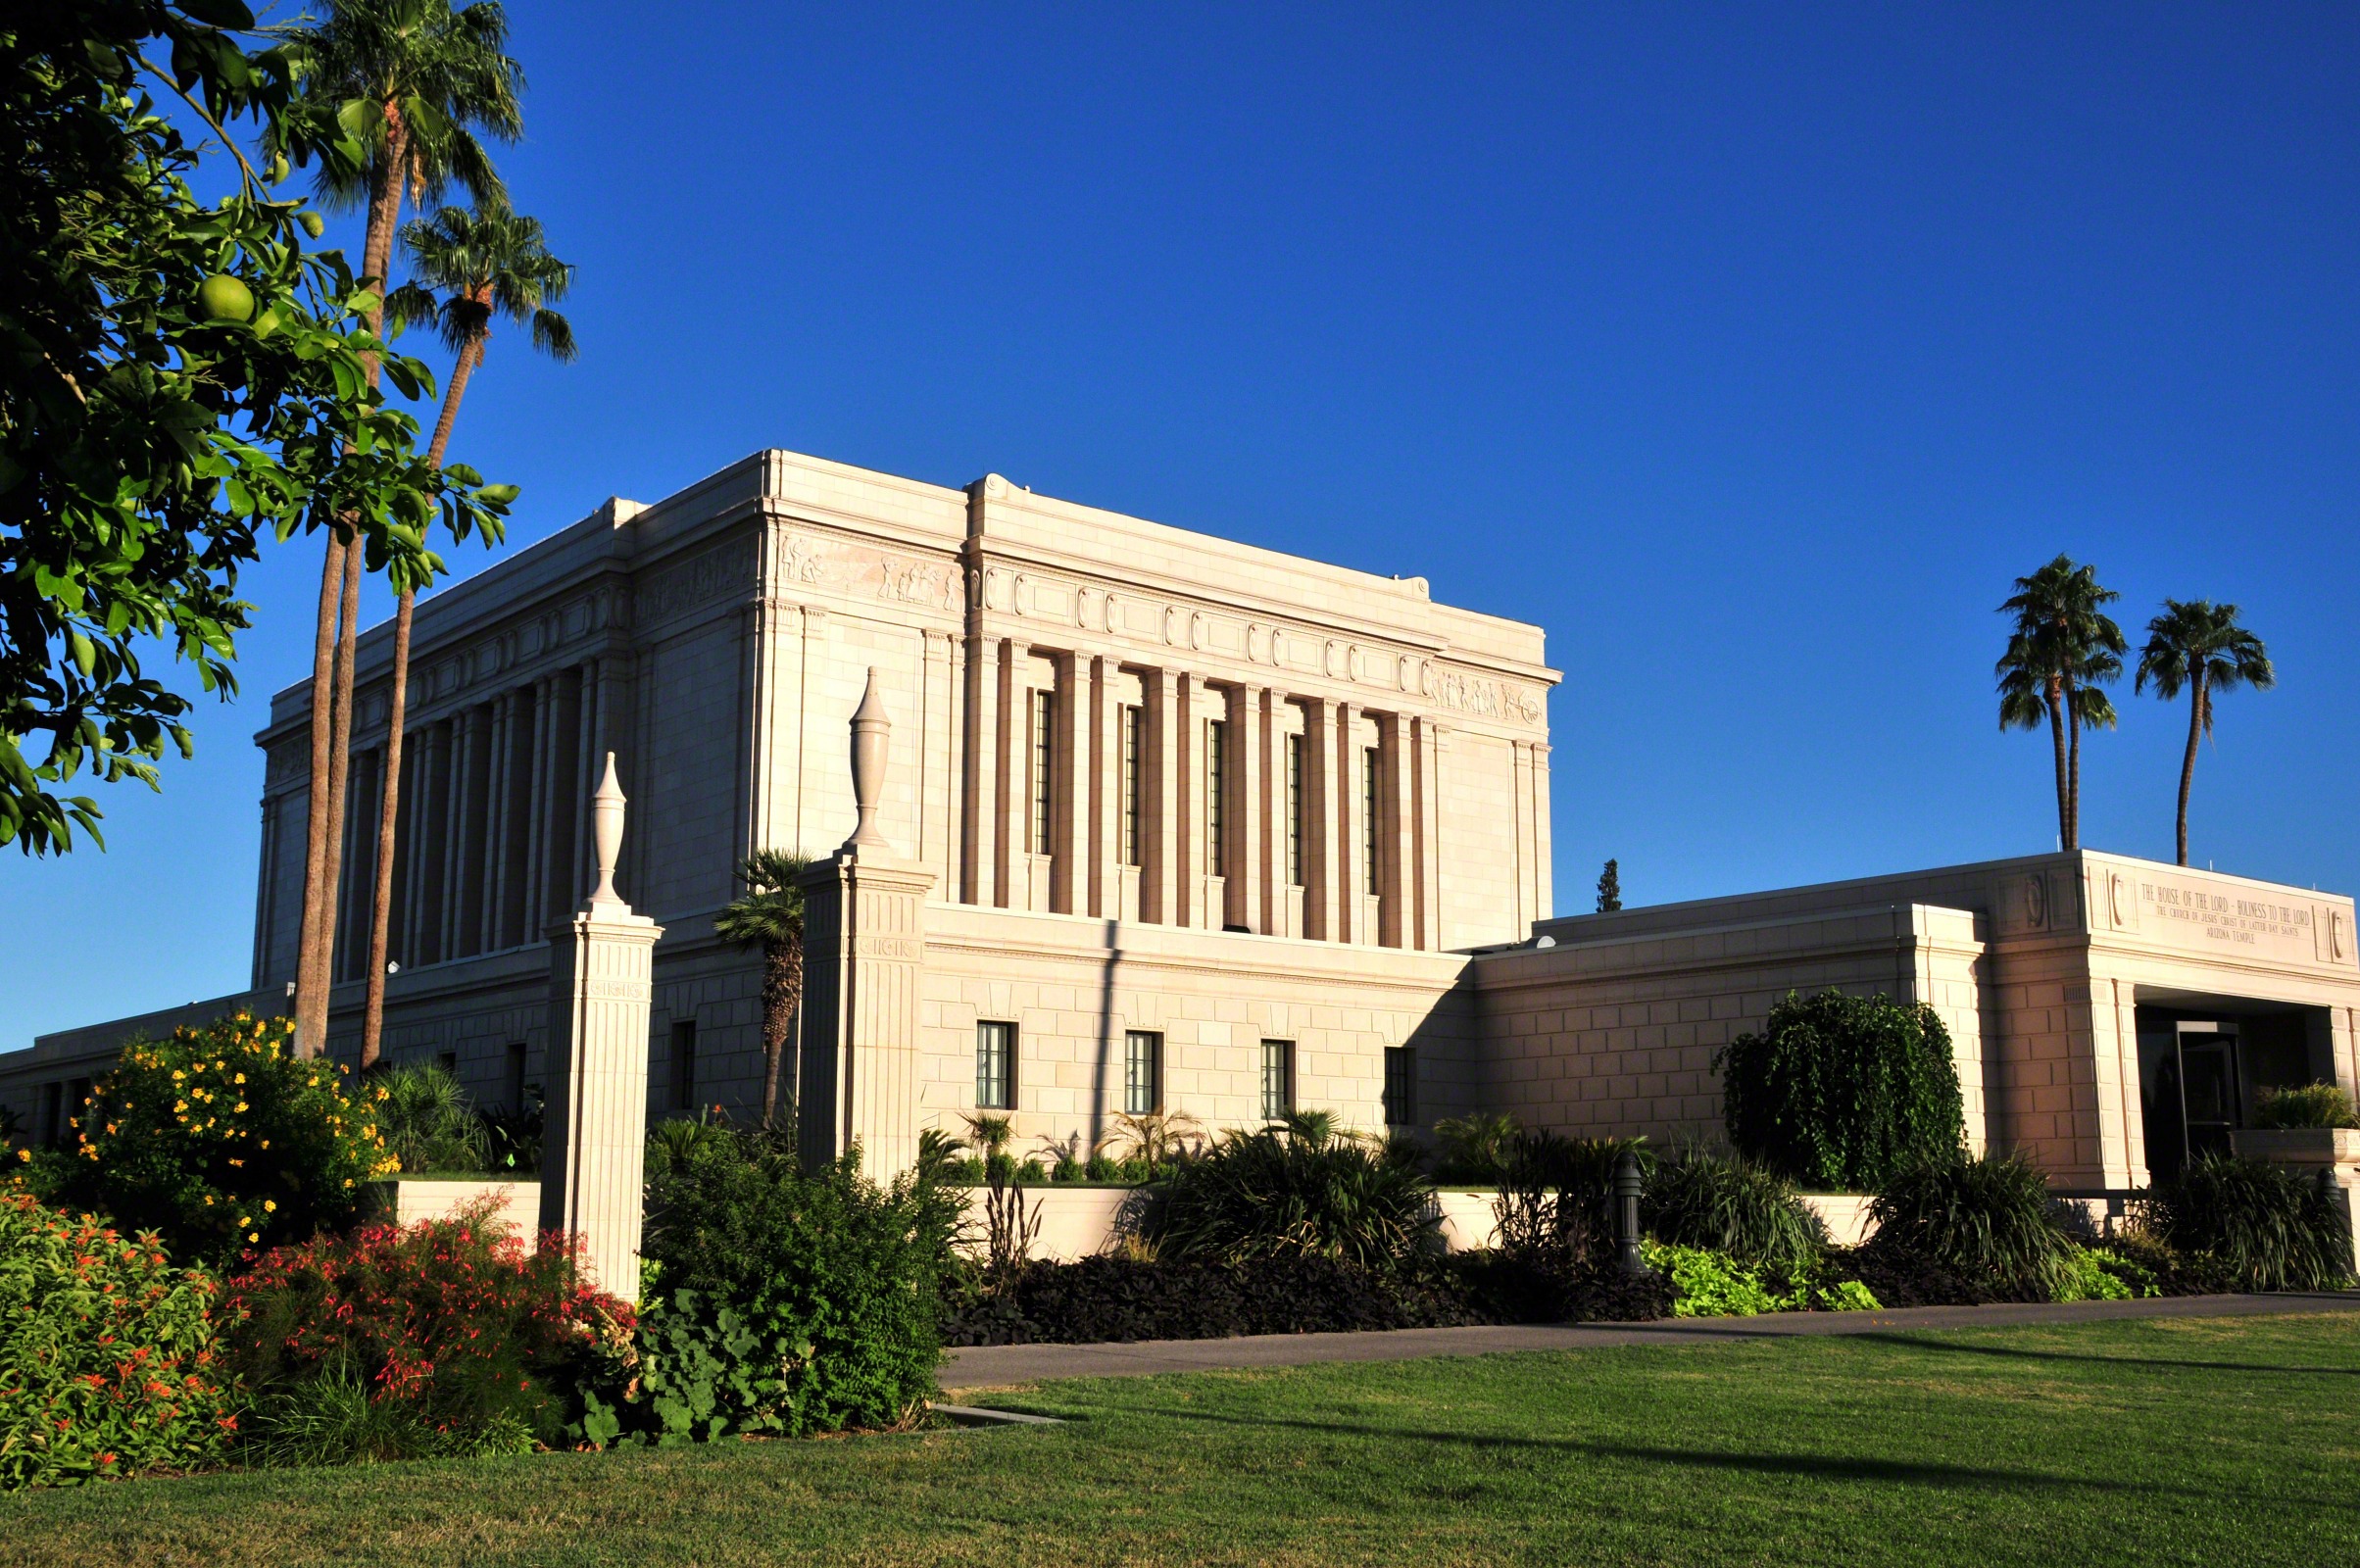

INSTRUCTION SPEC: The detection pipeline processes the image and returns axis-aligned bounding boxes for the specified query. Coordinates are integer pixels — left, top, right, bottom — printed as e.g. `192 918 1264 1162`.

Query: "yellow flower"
341 1178 354 1189
260 1140 270 1151
234 1102 248 1113
202 1195 214 1205
15 1150 27 1163
248 1233 259 1243
234 1074 245 1085
264 1199 276 1211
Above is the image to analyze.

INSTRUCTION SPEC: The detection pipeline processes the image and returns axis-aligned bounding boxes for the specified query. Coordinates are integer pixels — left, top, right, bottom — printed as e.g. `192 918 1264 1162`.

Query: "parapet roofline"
1535 847 2354 938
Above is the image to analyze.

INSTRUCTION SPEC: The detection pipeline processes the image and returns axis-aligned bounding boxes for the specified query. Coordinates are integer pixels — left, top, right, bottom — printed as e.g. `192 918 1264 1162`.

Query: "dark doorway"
2177 1032 2242 1165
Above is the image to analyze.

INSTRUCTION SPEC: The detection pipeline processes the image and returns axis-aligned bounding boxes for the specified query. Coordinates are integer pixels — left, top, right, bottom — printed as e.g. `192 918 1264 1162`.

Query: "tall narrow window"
1259 1040 1295 1121
1123 1030 1162 1115
505 1040 528 1110
668 1020 697 1112
1205 719 1228 870
975 1020 1015 1109
1031 689 1055 856
1363 746 1382 895
1120 705 1144 867
1383 1046 1416 1127
1285 732 1305 887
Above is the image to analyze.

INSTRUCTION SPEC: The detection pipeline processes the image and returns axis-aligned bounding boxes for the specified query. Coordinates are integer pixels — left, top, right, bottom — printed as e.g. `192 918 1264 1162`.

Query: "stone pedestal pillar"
539 753 663 1303
799 669 939 1179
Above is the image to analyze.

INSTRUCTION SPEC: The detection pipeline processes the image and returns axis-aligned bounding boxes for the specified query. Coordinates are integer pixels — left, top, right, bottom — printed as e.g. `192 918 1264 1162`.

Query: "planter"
2229 1127 2360 1182
366 1177 542 1239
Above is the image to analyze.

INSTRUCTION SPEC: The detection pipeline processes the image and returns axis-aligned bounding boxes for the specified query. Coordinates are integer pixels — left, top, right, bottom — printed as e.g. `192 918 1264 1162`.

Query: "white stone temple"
8 449 2357 1200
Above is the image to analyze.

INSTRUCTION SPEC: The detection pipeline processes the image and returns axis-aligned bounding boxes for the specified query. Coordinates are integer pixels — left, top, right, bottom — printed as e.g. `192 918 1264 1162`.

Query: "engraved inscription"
2139 880 2313 950
851 934 925 961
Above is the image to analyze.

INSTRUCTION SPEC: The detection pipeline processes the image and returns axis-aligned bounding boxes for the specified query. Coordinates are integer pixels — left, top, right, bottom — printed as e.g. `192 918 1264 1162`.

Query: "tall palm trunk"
2041 676 2069 850
761 929 805 1127
2174 667 2205 867
295 107 409 1057
294 526 351 1053
360 338 480 1069
2063 674 2083 852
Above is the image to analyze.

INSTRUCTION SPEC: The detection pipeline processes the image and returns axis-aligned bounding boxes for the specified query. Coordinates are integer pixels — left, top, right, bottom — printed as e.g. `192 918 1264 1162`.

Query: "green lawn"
15 1313 2360 1567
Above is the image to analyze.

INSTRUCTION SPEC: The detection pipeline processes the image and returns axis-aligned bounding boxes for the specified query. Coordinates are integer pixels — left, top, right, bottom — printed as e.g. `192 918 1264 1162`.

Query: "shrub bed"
619 1131 956 1442
942 1250 1673 1346
0 1193 234 1491
221 1201 633 1464
2138 1155 2355 1292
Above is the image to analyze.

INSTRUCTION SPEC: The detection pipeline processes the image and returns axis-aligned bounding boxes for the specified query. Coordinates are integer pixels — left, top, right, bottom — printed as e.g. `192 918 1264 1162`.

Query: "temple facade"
7 448 2356 1202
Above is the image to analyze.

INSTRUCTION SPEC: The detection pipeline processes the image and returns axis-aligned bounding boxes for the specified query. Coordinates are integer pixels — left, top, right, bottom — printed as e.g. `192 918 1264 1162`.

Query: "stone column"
1144 668 1180 924
1088 655 1122 920
1414 718 1445 951
540 752 664 1304
1511 739 1537 935
1300 695 1336 941
997 638 1032 908
1378 711 1412 949
1531 741 1553 923
1260 688 1291 935
523 675 554 936
1176 673 1206 928
1335 701 1361 947
1054 652 1088 914
962 634 1001 907
1228 684 1264 932
799 669 937 1179
486 692 515 951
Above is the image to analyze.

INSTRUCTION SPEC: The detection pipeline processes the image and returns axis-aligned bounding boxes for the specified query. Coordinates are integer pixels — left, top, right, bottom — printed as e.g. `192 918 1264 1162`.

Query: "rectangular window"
1031 689 1055 856
1123 1030 1162 1115
1120 705 1144 867
1285 733 1304 887
436 1050 458 1077
1383 1046 1416 1126
1205 719 1228 871
668 1020 697 1112
1363 746 1382 895
975 1020 1015 1109
1259 1039 1295 1122
506 1040 528 1110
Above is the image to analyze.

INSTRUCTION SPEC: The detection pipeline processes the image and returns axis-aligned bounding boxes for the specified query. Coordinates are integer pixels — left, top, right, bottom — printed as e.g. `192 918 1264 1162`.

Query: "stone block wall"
1469 904 1991 1153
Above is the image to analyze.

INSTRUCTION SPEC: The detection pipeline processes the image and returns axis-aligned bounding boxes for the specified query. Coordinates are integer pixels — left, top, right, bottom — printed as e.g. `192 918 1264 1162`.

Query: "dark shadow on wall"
1092 918 1122 1154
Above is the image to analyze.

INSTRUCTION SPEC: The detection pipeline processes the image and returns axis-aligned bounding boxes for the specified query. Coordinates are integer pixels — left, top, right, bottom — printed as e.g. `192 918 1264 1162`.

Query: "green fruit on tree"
387 523 424 550
298 211 324 240
196 273 254 323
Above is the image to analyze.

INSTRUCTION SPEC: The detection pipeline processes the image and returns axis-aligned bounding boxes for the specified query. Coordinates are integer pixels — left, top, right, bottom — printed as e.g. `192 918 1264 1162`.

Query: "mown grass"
14 1313 2360 1567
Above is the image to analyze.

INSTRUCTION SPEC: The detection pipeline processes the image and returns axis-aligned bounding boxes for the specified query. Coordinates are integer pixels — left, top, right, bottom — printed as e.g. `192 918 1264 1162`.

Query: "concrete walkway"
940 1291 2360 1391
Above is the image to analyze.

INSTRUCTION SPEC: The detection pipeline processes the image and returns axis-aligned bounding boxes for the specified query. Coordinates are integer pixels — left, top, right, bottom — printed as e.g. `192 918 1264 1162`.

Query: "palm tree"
2136 600 2274 866
1996 555 2124 850
713 851 817 1126
283 0 523 1058
355 200 573 1068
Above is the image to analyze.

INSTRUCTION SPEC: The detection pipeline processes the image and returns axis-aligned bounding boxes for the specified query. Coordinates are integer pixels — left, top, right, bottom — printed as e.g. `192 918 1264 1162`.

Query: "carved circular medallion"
2025 876 2047 929
2110 873 2130 926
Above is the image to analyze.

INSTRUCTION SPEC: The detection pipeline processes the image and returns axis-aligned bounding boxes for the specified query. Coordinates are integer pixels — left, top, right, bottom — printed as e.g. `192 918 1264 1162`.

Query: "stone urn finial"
590 751 627 906
845 668 892 852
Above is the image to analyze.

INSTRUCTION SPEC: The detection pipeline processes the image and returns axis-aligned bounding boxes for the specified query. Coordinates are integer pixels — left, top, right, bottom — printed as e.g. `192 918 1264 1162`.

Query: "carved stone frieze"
640 535 758 626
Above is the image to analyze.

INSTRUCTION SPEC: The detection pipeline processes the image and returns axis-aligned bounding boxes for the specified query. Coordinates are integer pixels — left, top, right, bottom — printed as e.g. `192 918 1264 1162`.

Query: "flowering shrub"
39 1011 398 1266
0 1193 234 1490
221 1200 634 1458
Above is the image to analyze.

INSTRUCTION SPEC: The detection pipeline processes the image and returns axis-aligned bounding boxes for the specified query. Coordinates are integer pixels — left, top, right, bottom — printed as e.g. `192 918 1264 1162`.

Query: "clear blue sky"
6 3 2355 1048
